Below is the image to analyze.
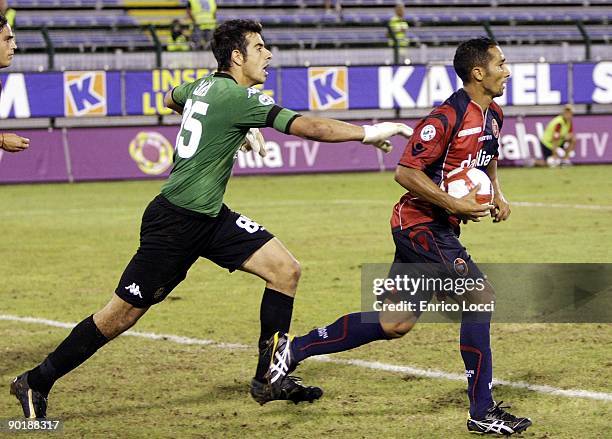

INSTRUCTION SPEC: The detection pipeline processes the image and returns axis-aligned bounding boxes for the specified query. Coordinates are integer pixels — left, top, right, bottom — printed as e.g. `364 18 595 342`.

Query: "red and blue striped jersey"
391 88 503 230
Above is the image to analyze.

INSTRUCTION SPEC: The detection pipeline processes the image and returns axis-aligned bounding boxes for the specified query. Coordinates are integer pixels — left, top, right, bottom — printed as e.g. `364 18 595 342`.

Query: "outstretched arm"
289 116 412 152
289 116 364 142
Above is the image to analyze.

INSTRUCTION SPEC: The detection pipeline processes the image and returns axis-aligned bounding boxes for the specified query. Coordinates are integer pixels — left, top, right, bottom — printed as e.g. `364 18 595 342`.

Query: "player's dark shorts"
392 221 483 278
540 141 554 158
385 222 485 313
115 194 274 308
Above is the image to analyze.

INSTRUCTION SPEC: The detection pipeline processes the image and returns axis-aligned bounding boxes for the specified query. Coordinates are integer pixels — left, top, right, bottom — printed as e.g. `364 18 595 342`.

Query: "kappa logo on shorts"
125 283 143 299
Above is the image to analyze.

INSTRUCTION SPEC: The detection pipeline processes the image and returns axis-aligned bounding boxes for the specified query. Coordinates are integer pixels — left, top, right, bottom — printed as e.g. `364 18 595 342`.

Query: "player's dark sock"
460 311 494 419
27 315 109 395
254 288 294 381
291 312 389 363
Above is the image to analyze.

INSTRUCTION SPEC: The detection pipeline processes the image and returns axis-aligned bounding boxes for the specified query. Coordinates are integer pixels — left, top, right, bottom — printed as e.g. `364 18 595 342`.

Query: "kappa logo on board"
64 71 107 117
308 67 348 110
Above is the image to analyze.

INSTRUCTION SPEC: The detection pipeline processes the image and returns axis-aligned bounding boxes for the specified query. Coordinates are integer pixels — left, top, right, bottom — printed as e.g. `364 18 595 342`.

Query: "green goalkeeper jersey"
161 72 299 216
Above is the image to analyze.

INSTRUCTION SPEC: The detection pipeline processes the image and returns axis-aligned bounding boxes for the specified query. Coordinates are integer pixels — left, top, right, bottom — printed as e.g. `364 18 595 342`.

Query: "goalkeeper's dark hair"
453 37 498 84
0 14 7 30
212 19 263 71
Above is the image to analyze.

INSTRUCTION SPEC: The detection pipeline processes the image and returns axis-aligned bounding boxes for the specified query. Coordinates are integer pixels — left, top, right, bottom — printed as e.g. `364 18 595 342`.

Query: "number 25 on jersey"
176 99 209 159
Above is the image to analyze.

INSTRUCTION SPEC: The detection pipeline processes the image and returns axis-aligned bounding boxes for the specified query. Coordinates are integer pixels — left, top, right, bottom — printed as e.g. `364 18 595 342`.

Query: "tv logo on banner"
64 71 107 117
308 67 348 110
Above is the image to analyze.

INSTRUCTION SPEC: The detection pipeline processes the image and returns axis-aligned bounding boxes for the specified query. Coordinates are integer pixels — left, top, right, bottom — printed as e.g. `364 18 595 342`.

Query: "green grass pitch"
1 165 611 438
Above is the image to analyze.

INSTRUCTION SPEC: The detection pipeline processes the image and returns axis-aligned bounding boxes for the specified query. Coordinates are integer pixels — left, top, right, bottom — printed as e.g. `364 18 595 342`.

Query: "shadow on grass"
0 342 58 376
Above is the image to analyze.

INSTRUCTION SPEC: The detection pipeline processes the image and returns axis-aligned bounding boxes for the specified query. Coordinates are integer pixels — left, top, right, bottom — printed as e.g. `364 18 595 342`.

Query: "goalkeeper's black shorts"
115 194 274 307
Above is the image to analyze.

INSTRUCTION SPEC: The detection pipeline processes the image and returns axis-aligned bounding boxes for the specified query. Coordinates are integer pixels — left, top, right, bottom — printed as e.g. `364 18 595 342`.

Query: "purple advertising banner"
382 115 612 169
1 114 611 184
232 131 385 175
0 129 67 183
496 114 612 165
66 127 175 181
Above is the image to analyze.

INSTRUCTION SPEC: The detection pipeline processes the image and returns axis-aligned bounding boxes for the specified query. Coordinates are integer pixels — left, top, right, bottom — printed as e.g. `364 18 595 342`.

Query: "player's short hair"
453 37 498 84
212 19 263 71
0 13 7 30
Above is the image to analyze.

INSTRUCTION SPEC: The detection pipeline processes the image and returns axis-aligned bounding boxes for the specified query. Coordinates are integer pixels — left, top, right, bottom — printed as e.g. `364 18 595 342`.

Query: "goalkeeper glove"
362 122 413 153
240 128 267 157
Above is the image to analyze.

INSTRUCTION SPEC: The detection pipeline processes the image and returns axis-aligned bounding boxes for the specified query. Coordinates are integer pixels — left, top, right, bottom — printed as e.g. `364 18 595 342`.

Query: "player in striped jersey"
264 38 532 435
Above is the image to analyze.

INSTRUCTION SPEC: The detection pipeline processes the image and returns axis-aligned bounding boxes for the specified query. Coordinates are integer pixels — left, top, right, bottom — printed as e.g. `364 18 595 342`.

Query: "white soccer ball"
443 167 494 205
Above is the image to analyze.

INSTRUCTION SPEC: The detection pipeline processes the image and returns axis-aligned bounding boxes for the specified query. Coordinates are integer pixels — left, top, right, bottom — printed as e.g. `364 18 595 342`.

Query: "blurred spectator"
167 19 189 52
388 2 409 59
188 0 216 50
536 105 576 167
0 0 15 28
0 14 29 153
324 0 342 14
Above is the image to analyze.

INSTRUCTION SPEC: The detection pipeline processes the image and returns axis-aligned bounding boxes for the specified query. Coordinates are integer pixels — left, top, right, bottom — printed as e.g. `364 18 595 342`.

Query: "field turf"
1 165 611 438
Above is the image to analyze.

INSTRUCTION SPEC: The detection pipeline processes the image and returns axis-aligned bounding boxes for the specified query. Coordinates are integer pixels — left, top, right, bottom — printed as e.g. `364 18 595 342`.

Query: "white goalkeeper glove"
240 128 267 157
362 122 413 153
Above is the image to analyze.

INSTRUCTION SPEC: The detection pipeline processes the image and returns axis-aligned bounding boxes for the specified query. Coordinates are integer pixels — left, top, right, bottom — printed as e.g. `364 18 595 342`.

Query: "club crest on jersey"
259 94 275 106
308 67 348 111
453 258 468 277
420 124 436 141
491 119 500 138
64 71 107 117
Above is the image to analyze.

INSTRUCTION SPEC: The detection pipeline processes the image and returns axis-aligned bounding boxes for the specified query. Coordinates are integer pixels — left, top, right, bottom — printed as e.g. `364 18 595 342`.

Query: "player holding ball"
263 37 532 436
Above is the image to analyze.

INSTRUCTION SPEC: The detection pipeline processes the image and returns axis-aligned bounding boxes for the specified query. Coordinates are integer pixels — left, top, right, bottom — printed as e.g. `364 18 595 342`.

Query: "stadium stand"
6 0 612 69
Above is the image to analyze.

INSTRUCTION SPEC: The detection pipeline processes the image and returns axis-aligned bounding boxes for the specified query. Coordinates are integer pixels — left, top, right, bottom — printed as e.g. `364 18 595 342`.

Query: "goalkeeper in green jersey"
11 19 412 417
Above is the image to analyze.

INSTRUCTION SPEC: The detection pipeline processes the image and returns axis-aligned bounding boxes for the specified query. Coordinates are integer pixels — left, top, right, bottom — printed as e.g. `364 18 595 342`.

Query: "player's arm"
486 159 510 222
289 116 362 142
164 89 184 115
238 92 410 151
289 116 412 151
394 166 490 222
0 132 30 152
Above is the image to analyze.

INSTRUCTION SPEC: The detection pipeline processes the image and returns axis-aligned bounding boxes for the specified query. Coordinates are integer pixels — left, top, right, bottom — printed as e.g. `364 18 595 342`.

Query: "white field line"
512 201 612 211
0 200 611 218
1 314 611 402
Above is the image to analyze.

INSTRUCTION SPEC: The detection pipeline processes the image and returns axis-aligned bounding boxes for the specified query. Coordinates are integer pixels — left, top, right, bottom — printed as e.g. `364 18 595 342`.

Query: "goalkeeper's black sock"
291 312 390 363
254 288 294 381
27 314 109 395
